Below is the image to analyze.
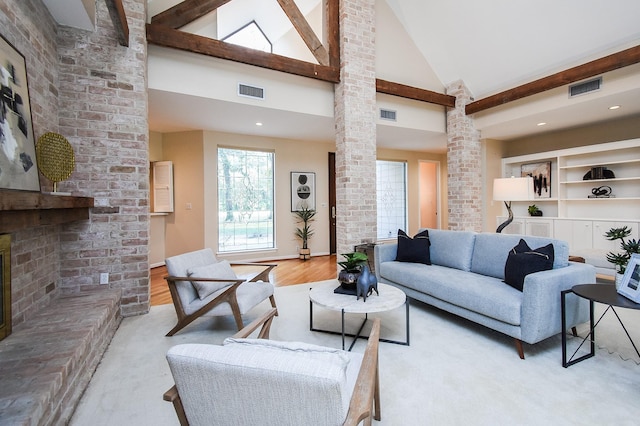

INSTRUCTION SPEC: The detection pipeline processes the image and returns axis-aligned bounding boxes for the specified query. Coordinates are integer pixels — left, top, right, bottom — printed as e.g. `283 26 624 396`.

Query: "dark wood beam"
325 0 340 68
105 0 129 46
466 44 640 115
376 79 456 108
151 0 232 29
147 24 340 83
276 0 329 66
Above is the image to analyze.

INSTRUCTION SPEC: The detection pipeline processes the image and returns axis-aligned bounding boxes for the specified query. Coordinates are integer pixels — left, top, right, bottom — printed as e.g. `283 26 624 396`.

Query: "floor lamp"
493 177 534 233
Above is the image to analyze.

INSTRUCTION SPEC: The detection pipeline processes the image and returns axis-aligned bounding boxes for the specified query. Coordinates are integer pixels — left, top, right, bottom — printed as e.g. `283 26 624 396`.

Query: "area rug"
71 281 639 426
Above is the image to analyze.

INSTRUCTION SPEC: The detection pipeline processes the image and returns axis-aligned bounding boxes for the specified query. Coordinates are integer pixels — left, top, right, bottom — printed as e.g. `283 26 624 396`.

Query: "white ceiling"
48 0 640 151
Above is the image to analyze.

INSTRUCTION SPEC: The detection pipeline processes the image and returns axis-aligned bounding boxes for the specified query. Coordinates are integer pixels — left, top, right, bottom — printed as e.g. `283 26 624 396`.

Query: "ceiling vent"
380 109 397 121
238 83 265 100
569 77 602 98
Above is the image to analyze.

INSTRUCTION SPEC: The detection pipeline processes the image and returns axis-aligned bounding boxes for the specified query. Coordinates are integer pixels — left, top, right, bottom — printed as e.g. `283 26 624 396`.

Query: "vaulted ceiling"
47 0 640 151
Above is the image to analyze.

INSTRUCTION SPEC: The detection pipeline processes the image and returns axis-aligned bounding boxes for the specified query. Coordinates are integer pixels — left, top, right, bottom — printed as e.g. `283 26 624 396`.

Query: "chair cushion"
188 260 238 300
504 239 554 291
167 342 358 425
396 229 431 264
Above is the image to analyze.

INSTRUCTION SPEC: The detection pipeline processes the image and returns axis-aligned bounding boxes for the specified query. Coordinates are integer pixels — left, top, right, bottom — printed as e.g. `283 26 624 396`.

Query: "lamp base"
496 201 513 233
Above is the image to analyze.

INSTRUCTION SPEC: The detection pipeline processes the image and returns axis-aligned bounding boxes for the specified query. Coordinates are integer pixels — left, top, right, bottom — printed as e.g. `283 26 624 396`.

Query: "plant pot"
615 272 624 290
529 211 543 216
338 270 360 291
299 248 311 261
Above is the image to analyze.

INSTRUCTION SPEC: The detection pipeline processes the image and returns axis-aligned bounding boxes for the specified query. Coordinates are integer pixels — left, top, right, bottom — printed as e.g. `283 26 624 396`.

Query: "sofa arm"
374 244 397 281
520 262 595 344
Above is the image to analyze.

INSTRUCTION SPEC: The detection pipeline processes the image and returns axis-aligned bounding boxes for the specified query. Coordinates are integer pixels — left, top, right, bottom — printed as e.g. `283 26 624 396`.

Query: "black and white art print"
521 161 551 199
291 172 315 211
0 35 39 191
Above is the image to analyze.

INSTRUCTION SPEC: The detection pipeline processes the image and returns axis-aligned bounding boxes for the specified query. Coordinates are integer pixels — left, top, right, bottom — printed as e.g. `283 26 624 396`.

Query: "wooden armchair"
164 308 381 426
164 248 277 336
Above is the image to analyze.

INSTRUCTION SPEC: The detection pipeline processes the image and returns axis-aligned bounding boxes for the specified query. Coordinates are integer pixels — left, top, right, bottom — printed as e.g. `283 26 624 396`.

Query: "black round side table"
561 283 640 367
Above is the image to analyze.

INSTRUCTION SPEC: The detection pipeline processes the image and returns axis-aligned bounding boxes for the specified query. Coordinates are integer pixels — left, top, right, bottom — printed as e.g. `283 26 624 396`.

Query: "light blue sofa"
374 229 595 359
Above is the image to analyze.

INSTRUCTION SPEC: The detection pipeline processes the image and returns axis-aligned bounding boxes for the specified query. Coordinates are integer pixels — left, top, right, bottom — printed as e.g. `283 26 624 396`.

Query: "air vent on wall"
569 77 601 98
380 108 397 121
238 83 265 99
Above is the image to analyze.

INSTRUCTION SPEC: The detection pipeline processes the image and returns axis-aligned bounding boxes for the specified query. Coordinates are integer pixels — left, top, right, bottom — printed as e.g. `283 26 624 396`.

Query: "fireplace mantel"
0 190 94 233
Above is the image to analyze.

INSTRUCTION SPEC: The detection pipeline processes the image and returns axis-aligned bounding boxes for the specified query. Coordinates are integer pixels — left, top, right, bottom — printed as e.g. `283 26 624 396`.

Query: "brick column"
334 0 377 257
446 80 482 231
57 0 150 315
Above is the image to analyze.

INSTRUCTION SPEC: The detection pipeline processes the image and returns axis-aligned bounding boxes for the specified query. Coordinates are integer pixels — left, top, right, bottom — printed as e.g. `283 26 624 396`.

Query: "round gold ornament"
36 132 75 193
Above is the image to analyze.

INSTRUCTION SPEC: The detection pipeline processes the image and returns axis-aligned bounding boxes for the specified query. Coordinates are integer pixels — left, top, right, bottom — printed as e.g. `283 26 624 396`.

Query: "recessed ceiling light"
609 105 621 110
537 122 547 126
256 122 263 126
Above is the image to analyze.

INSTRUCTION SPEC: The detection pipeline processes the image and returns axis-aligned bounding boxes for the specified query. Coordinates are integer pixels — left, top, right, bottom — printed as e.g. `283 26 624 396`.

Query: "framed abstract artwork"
291 172 315 211
521 161 551 199
0 35 39 191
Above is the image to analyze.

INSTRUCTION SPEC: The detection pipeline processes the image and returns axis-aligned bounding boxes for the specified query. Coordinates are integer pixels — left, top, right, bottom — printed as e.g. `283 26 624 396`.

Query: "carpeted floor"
70 281 639 425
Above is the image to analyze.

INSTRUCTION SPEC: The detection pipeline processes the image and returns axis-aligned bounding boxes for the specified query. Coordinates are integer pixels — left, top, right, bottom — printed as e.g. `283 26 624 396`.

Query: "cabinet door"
554 219 573 246
594 221 639 251
526 218 553 238
497 217 524 235
572 220 593 250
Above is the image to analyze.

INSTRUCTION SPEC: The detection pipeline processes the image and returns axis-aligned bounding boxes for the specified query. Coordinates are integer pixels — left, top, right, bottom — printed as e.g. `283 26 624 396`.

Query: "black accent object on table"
561 283 640 367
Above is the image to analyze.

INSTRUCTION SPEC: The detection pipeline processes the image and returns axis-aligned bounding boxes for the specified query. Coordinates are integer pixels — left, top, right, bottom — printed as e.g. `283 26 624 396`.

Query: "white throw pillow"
188 260 238 300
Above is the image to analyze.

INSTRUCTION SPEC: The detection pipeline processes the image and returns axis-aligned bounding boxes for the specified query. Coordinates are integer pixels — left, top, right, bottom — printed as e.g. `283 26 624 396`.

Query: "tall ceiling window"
377 160 407 239
218 147 274 252
222 20 272 53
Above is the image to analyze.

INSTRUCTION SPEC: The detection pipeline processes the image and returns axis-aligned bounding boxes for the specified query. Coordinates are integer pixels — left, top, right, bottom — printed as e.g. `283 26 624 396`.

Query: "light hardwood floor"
151 254 337 306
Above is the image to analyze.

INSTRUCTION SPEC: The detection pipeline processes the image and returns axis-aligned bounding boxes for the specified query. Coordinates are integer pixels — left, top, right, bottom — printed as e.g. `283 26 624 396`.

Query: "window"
377 160 407 239
218 147 274 252
222 21 272 53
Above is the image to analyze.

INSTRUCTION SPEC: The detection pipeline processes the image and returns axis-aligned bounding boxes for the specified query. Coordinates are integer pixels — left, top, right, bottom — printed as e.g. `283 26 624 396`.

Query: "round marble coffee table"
309 281 409 350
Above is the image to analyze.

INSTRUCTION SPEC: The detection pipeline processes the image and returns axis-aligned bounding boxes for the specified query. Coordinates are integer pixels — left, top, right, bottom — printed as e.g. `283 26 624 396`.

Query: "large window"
377 160 407 239
218 147 274 252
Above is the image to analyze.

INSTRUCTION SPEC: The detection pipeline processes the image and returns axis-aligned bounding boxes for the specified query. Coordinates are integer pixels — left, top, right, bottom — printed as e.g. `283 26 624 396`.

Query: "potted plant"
337 251 368 290
605 226 640 287
527 204 543 216
293 207 316 260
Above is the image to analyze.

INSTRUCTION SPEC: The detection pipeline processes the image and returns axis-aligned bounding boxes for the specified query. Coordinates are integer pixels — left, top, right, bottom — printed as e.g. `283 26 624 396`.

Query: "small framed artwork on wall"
618 254 640 303
291 172 315 211
521 161 551 199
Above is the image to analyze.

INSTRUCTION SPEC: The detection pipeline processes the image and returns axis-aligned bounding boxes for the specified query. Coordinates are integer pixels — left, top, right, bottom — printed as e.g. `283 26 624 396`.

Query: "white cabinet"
525 218 553 238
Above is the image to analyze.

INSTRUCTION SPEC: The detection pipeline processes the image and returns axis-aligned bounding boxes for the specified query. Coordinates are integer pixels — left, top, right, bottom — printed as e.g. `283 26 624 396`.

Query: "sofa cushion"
427 229 476 271
379 261 522 325
471 233 569 279
396 229 431 264
504 239 554 291
188 260 238 300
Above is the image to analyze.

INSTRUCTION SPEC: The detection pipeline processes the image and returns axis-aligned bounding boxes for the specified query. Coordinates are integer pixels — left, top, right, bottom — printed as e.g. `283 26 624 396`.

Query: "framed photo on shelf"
0 35 39 191
521 161 551 199
291 172 315 211
617 253 640 303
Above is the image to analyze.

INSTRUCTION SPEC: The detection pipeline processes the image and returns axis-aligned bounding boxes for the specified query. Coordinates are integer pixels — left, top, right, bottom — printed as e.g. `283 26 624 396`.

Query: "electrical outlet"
100 273 109 285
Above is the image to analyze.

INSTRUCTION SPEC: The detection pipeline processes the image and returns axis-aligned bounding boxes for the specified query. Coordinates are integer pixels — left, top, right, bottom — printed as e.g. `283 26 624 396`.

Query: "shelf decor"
521 161 551 199
36 132 75 194
0 35 39 192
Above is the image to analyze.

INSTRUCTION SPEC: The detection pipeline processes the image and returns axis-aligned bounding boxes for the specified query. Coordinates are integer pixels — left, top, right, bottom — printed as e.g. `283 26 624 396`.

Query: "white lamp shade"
493 177 534 201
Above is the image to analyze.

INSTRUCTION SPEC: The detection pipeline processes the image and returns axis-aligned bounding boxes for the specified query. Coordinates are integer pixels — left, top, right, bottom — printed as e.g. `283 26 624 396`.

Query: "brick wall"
446 80 482 231
334 0 378 257
1 0 149 324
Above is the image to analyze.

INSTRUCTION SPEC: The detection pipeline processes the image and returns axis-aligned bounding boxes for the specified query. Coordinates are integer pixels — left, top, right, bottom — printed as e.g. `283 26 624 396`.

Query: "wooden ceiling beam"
276 0 329 66
146 24 340 83
466 44 640 115
325 0 339 68
376 79 456 108
151 0 232 29
105 0 129 46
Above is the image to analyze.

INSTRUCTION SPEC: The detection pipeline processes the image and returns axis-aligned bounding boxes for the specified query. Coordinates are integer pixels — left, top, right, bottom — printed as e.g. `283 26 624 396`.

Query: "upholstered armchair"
164 248 277 336
164 308 381 426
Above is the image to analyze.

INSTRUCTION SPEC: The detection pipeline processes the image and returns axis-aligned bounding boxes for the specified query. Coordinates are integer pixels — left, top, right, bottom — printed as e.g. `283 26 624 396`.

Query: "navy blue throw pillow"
504 239 554 291
396 229 431 265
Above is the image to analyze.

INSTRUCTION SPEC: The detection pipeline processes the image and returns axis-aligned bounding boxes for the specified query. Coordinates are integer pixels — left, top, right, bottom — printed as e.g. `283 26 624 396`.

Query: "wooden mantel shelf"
0 190 94 234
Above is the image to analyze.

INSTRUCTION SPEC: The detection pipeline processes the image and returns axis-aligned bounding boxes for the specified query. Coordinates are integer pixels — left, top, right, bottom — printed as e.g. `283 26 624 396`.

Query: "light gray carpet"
71 281 639 426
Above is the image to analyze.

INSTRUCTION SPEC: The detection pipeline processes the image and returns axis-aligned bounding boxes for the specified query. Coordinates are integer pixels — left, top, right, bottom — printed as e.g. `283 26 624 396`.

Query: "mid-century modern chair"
164 248 277 336
164 308 381 426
